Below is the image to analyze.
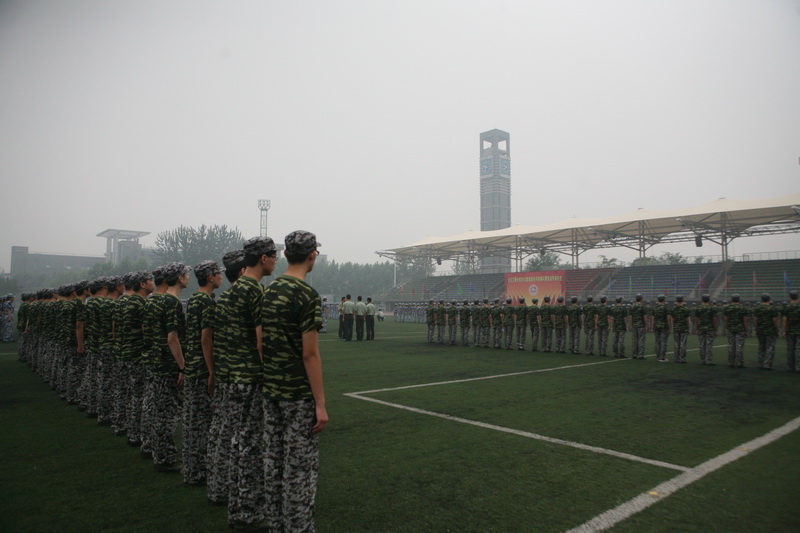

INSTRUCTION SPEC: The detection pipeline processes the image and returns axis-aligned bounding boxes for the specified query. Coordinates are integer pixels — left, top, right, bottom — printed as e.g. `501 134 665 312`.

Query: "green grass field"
2 323 799 532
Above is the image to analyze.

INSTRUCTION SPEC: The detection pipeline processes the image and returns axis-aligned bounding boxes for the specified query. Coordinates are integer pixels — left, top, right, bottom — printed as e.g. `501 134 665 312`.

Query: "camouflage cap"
284 230 320 256
506 298 512 304
244 236 277 257
543 296 551 303
163 262 190 283
194 260 221 281
557 296 564 303
519 297 525 303
222 249 245 269
790 290 799 300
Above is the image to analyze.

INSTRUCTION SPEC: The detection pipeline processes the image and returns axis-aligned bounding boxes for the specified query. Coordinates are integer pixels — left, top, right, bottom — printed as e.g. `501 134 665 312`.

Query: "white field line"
565 415 800 533
344 391 690 472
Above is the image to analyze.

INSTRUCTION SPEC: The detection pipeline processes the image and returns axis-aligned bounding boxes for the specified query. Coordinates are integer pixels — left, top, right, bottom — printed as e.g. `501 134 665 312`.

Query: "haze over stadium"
1 0 799 273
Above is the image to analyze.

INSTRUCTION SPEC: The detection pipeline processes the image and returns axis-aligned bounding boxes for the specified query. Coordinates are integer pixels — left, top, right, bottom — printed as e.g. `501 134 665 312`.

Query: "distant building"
479 129 512 273
10 246 105 278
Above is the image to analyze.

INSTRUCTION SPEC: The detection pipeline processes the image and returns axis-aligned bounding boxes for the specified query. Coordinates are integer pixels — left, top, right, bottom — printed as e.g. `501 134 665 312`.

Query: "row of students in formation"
16 231 326 533
422 292 800 371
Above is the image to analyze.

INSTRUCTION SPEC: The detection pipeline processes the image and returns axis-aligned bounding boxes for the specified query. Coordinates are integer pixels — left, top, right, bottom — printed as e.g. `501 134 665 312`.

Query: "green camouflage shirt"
723 303 748 334
566 304 581 327
185 291 215 379
459 305 471 325
152 293 186 377
609 305 629 332
551 304 567 329
669 305 692 333
119 294 147 362
695 304 717 333
261 274 321 401
752 303 779 336
213 275 263 384
651 304 669 330
142 293 166 367
783 302 800 335
515 305 528 327
629 303 648 328
582 303 596 330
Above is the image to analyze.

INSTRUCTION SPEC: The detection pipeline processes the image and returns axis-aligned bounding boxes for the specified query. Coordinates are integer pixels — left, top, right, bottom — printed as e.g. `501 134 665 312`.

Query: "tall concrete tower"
479 129 511 273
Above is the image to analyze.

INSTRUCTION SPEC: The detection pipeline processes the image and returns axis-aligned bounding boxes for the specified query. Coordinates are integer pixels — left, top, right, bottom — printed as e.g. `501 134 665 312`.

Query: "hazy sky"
2 0 799 273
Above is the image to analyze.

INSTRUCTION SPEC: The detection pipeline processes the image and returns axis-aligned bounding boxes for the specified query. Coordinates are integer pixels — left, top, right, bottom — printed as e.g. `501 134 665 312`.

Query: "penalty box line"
566 415 800 532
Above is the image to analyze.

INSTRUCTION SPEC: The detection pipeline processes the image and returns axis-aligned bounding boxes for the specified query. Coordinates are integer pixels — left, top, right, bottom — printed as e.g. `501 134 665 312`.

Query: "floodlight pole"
258 199 271 237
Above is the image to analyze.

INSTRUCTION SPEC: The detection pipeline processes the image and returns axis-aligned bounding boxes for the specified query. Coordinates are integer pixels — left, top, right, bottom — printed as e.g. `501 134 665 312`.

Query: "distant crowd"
411 292 800 372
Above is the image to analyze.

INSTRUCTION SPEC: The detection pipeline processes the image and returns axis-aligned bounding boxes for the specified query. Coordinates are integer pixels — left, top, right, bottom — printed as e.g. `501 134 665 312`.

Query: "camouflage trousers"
111 361 132 436
448 323 457 345
79 351 100 415
54 346 70 397
786 334 800 372
150 374 182 466
568 327 580 354
126 362 146 445
207 383 234 505
437 324 446 344
96 351 116 425
66 352 87 404
554 328 566 353
756 334 776 369
516 324 527 350
227 383 267 527
182 377 213 485
597 328 609 356
631 327 646 359
541 326 553 352
654 329 669 361
427 324 435 343
472 324 480 346
493 325 502 348
140 367 157 454
673 332 688 363
726 333 746 367
697 332 715 364
504 325 514 349
584 327 595 354
18 332 27 362
263 398 319 533
480 325 490 348
612 331 626 358
529 326 539 351
461 325 470 346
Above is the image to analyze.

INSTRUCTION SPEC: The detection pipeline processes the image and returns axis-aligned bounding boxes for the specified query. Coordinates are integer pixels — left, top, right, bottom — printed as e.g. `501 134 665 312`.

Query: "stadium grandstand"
377 194 800 306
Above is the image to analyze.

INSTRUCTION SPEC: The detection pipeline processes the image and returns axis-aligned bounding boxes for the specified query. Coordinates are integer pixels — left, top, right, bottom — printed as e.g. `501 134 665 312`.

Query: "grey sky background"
1 0 799 273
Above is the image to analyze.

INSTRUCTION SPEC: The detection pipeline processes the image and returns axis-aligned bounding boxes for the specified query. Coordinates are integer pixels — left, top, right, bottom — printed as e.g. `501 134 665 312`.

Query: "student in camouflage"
426 300 436 344
207 250 246 507
479 299 491 348
97 276 123 427
540 296 553 352
140 266 168 459
595 296 610 356
582 296 597 355
436 300 447 345
490 299 503 349
80 278 108 417
261 230 328 533
529 298 540 351
783 291 800 373
225 237 277 530
609 297 629 359
651 295 670 362
119 271 153 448
502 298 514 350
110 274 134 436
515 297 527 350
694 294 718 365
151 263 189 473
669 295 692 364
567 297 581 354
723 294 748 368
552 296 568 354
448 301 458 345
629 294 648 359
459 300 471 346
752 293 780 370
471 300 481 347
182 260 222 486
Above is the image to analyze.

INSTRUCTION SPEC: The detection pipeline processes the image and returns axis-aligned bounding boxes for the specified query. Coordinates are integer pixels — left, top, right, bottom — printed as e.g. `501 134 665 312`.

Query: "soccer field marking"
344 391 690 472
565 415 800 533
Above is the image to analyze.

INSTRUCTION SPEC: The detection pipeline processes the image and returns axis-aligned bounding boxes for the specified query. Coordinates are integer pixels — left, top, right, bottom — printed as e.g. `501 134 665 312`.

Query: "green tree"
524 251 564 272
154 224 244 268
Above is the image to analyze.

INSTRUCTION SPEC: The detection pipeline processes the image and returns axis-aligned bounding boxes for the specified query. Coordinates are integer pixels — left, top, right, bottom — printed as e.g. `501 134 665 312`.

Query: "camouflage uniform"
651 301 670 362
140 292 166 457
426 302 436 344
183 290 215 485
596 300 611 356
582 300 597 355
448 303 458 345
491 301 503 349
540 300 553 352
261 273 324 533
629 300 648 359
119 292 147 446
479 302 491 348
471 302 481 347
436 302 447 344
529 302 540 352
459 301 471 346
669 302 692 363
783 300 800 373
752 301 779 370
515 301 528 350
502 301 515 349
723 301 748 368
695 302 718 365
552 301 567 353
609 303 629 358
566 300 581 354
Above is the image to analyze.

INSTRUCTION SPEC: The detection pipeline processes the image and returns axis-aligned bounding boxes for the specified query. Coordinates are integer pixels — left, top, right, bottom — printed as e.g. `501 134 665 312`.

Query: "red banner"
505 270 566 303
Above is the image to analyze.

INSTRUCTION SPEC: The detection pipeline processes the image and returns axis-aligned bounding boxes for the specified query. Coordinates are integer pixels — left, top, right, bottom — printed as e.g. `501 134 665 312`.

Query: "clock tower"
479 129 511 273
